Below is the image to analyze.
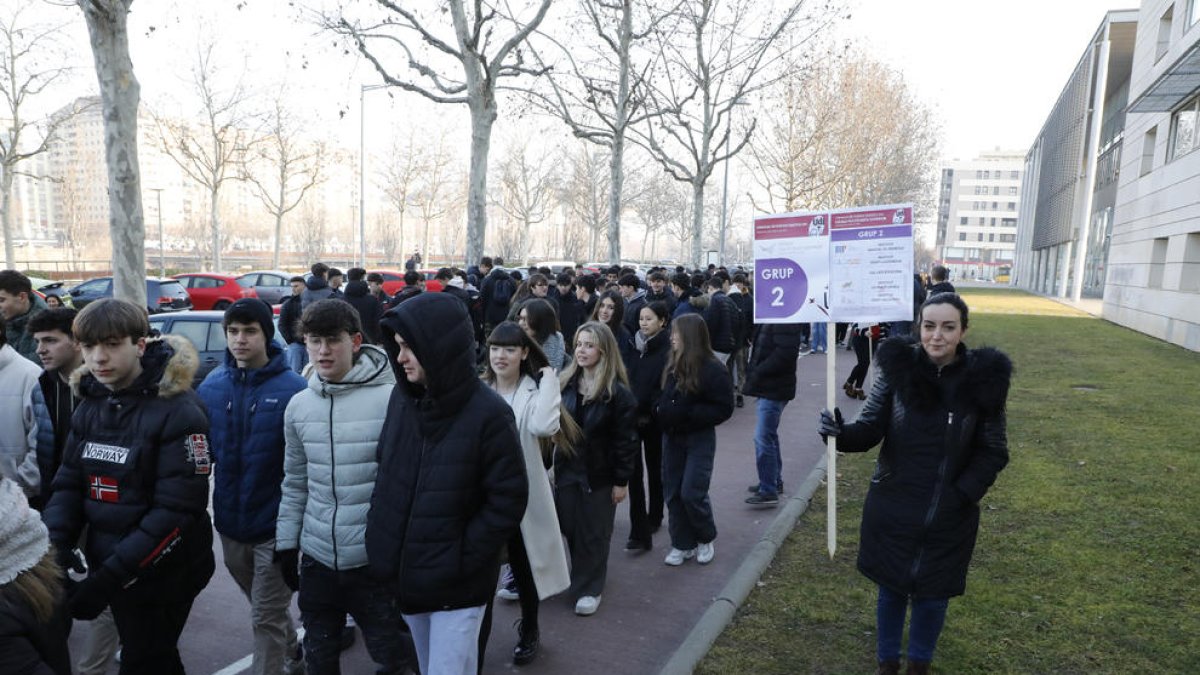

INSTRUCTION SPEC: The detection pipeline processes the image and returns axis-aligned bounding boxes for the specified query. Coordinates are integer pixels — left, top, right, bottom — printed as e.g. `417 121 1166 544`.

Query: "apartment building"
935 150 1024 281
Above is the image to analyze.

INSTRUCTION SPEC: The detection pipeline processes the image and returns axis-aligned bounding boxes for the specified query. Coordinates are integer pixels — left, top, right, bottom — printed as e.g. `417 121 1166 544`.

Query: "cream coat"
503 373 570 600
0 345 41 498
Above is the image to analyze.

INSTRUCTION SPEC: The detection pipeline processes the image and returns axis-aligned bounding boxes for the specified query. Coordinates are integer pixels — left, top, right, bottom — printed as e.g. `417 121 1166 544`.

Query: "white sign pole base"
826 320 837 559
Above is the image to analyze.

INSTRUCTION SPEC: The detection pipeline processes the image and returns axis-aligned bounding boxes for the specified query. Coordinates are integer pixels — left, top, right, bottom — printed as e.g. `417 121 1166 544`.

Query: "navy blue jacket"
197 343 306 543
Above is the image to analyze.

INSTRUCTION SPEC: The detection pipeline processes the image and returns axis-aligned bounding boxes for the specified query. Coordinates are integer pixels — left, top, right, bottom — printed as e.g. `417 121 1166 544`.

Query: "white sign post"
754 203 914 558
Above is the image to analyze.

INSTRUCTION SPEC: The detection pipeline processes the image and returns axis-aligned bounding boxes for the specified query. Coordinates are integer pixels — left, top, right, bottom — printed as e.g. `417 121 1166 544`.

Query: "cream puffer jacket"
276 345 395 570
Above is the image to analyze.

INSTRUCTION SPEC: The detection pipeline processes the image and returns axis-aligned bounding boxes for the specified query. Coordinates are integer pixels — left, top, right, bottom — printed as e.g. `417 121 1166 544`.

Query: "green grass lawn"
698 288 1200 674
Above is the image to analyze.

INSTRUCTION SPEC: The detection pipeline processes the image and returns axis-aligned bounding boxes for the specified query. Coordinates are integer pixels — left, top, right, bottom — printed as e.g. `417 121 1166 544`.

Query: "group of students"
0 259 1011 675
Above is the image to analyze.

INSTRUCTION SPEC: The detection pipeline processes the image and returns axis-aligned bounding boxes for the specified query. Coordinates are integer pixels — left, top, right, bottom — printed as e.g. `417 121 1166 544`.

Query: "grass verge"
697 288 1200 674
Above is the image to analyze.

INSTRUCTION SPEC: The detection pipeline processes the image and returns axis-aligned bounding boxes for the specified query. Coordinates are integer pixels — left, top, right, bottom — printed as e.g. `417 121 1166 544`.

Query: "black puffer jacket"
43 336 215 603
656 358 735 435
368 293 528 614
0 586 71 675
743 323 803 401
557 374 639 488
703 291 736 353
342 280 383 344
837 336 1011 599
626 329 671 418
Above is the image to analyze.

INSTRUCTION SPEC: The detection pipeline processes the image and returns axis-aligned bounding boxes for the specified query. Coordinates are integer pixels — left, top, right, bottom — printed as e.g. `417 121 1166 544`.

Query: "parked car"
68 277 193 314
148 310 285 386
173 273 257 310
368 269 443 295
236 270 293 305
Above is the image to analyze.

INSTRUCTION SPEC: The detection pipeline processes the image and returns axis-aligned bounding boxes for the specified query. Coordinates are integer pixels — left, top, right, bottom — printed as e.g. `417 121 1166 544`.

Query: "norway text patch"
82 442 130 464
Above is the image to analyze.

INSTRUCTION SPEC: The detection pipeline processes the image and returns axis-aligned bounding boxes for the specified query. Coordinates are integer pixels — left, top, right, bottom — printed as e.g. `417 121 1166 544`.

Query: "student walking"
43 298 215 675
656 314 734 566
844 323 882 400
197 299 307 675
518 299 567 372
590 290 635 365
819 293 1011 674
275 299 416 675
482 321 574 665
369 293 528 675
623 302 672 551
743 322 803 507
555 321 639 616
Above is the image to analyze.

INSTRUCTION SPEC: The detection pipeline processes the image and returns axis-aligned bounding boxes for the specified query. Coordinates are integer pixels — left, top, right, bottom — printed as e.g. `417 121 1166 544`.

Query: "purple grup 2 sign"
755 258 806 319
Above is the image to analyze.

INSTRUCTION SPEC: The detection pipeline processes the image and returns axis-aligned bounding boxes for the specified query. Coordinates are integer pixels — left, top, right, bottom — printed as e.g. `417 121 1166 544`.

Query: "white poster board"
828 204 915 323
751 212 831 324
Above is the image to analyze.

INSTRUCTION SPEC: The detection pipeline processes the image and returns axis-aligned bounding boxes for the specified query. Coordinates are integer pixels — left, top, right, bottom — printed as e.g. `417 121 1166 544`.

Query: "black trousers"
628 421 664 542
555 482 616 599
847 334 877 388
109 593 195 675
477 531 538 672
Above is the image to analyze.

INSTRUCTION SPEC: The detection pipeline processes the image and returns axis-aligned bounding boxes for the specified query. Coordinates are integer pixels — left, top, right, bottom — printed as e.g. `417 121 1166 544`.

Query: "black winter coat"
277 294 302 345
342 280 383 344
743 323 802 401
703 292 737 353
728 291 754 348
927 281 956 296
557 375 640 488
656 358 735 436
644 288 677 314
368 293 528 614
838 337 1011 599
557 294 586 348
480 269 516 326
44 336 216 604
0 588 71 675
625 330 671 418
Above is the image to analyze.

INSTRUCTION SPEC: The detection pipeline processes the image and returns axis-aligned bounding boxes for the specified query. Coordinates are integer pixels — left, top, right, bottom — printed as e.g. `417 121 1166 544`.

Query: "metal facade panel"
1032 50 1094 250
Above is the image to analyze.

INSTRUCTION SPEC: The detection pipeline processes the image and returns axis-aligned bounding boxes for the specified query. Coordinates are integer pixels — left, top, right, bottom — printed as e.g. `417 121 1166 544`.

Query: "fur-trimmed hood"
875 336 1012 415
70 334 200 400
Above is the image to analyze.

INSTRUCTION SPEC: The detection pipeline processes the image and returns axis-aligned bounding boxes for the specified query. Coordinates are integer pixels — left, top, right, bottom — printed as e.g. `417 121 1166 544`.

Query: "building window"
1141 127 1157 176
1008 186 1018 195
992 186 1000 195
1149 237 1168 289
1010 170 1019 179
975 170 983 178
1182 233 1200 292
977 233 984 241
960 217 968 225
1168 94 1199 161
991 201 998 209
989 234 995 242
978 218 986 225
958 232 967 242
1008 202 1016 210
1157 5 1174 62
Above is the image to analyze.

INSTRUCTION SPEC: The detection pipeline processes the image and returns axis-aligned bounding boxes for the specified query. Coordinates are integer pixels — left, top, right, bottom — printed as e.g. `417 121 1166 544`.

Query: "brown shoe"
905 661 931 675
843 381 856 397
853 388 867 400
876 660 900 675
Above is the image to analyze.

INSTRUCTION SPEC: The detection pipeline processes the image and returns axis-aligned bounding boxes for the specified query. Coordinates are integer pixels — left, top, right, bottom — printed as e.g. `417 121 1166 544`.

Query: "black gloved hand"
274 549 300 592
818 407 844 444
68 567 119 620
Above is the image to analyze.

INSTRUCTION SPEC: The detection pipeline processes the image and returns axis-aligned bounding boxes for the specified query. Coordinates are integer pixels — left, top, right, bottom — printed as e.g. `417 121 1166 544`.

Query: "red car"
368 269 444 296
174 273 257 311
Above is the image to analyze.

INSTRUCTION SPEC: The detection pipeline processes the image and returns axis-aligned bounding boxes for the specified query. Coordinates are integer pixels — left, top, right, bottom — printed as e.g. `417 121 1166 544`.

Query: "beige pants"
76 607 119 675
221 536 302 675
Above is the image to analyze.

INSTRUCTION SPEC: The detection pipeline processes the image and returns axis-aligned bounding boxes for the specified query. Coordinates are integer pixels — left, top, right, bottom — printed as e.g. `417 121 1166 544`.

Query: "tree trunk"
80 1 146 307
272 211 283 269
209 186 221 271
608 132 624 265
1 170 14 268
690 179 705 269
465 97 497 267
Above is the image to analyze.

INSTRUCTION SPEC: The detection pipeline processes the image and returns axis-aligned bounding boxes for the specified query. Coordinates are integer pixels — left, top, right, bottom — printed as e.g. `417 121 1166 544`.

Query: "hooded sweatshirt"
368 293 527 614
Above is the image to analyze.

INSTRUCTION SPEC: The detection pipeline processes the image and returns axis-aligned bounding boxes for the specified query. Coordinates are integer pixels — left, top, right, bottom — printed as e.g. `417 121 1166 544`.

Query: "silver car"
236 270 293 305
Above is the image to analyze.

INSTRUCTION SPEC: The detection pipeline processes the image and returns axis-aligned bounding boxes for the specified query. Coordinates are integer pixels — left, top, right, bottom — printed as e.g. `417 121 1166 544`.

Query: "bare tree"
376 131 422 264
242 92 324 269
77 0 145 304
531 0 677 264
493 137 558 263
560 143 610 262
411 131 454 261
155 39 255 272
745 50 939 215
322 0 552 267
0 6 75 267
629 169 678 261
297 200 327 265
632 0 834 267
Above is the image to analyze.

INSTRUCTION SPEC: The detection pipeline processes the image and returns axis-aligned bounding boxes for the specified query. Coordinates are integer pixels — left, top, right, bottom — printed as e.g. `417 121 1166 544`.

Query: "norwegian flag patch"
185 434 211 475
88 475 120 503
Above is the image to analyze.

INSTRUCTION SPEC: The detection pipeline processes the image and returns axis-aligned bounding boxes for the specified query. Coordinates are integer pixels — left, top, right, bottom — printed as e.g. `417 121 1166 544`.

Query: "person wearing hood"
0 270 48 363
301 263 336 310
618 274 647 337
198 299 307 675
386 270 425 310
0 477 71 675
274 299 416 674
342 268 383 345
369 293 528 675
669 273 703 320
42 298 216 674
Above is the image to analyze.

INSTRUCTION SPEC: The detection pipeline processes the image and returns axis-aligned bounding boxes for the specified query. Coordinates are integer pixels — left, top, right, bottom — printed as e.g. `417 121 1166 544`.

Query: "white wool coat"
0 345 41 498
505 373 571 600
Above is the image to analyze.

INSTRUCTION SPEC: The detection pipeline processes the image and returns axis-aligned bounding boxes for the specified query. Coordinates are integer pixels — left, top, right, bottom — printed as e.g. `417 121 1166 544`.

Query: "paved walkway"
67 347 867 675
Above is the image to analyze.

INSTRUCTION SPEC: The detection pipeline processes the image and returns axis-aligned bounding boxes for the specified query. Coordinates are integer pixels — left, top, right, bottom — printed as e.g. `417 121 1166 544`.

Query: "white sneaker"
574 595 601 616
664 547 696 566
696 541 715 565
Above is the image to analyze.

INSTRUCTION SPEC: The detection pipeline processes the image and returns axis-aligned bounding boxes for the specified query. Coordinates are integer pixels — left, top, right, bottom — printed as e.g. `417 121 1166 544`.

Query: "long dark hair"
663 313 716 394
482 321 549 383
590 289 625 336
519 299 560 343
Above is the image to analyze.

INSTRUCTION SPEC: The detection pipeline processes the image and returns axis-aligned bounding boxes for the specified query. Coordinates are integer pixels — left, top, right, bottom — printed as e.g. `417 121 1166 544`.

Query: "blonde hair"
1 550 64 624
559 321 629 403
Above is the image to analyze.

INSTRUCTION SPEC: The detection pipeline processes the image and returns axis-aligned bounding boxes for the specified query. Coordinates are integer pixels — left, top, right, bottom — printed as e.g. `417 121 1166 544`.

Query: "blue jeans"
285 342 308 374
662 429 717 550
754 398 788 497
876 585 949 662
810 323 827 352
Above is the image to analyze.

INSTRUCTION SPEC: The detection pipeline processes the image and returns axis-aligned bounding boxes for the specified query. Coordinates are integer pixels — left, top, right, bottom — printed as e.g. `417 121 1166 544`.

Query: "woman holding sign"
818 293 1011 675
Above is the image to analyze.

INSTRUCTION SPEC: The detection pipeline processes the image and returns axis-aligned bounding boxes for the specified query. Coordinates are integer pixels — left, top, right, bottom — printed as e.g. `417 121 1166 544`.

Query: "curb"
658 454 830 675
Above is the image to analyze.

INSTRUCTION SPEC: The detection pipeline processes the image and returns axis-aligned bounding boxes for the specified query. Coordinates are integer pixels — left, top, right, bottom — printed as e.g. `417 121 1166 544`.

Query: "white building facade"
935 150 1024 281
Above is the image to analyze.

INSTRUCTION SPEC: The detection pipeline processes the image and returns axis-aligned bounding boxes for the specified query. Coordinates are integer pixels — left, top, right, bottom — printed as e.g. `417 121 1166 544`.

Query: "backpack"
494 276 515 306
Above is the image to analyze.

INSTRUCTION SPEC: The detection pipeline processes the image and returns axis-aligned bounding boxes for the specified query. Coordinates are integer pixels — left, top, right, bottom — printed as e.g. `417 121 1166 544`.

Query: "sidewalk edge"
658 454 830 675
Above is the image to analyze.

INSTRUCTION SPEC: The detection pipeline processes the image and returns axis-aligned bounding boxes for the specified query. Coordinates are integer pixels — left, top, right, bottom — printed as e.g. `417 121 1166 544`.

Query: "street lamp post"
150 188 165 277
360 84 389 269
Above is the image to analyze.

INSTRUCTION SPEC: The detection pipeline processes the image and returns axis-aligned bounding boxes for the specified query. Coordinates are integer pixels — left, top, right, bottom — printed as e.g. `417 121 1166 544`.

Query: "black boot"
513 620 539 666
876 660 900 675
905 660 931 675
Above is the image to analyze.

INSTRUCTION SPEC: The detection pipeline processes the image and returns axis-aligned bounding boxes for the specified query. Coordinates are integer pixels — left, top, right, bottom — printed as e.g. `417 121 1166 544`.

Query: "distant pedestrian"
701 277 737 365
819 293 1011 674
655 314 734 567
743 322 803 507
623 302 672 551
727 274 754 406
554 321 638 616
327 268 345 296
617 274 647 337
0 270 48 363
518 298 567 372
926 265 955 296
844 323 882 400
590 290 634 366
342 268 383 344
302 263 335 309
278 275 308 373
